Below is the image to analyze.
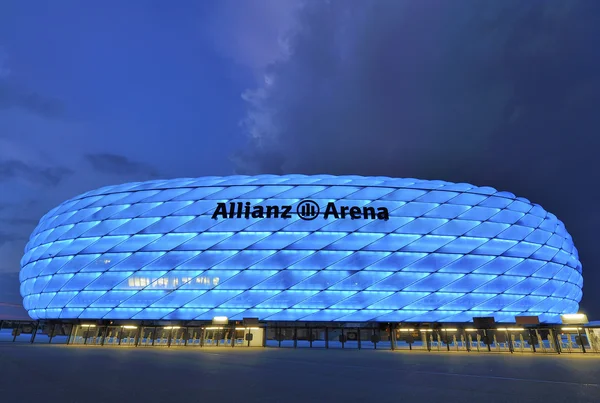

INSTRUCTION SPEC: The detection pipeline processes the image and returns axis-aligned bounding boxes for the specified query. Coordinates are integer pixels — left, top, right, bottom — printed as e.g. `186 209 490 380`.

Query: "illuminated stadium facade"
19 175 583 328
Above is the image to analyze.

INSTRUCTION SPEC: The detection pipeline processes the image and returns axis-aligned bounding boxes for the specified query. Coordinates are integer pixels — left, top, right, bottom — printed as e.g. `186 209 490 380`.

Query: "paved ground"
0 344 599 403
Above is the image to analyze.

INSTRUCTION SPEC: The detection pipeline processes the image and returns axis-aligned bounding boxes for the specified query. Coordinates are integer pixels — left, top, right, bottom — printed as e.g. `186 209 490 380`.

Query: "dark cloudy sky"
1 0 599 319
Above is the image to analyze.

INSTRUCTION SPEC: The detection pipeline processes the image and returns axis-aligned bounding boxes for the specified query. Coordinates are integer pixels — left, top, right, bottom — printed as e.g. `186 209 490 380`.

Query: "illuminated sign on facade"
211 200 390 220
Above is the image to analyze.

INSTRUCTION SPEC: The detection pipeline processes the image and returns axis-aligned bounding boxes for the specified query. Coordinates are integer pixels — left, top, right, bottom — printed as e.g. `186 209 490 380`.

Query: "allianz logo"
212 200 390 221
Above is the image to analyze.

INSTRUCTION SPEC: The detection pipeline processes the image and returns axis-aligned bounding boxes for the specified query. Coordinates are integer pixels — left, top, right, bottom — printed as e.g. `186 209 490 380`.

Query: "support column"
67 324 75 345
167 328 173 347
585 328 594 353
135 327 142 347
550 329 561 354
12 322 21 342
30 321 40 344
49 324 56 344
294 327 297 349
101 326 108 346
577 328 587 353
277 326 282 348
373 328 377 350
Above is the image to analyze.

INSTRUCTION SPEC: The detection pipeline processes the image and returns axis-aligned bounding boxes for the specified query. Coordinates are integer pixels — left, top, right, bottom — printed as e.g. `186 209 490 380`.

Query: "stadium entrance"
66 323 264 348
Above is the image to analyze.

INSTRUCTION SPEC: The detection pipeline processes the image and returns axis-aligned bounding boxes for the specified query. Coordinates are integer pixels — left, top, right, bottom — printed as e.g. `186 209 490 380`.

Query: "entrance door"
558 328 590 353
202 326 263 347
185 327 202 346
236 327 263 347
70 325 103 345
203 327 226 346
234 328 246 346
246 327 263 347
104 326 121 346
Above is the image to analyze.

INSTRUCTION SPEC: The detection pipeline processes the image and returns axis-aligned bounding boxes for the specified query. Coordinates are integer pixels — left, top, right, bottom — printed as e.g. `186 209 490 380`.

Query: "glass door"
203 327 222 346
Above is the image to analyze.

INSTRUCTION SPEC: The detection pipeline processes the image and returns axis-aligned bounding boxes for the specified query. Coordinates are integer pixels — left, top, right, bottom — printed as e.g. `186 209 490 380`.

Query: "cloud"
230 146 285 175
0 159 73 186
234 1 600 182
0 84 65 118
85 153 161 179
237 2 491 175
0 231 28 246
208 0 303 71
0 49 65 118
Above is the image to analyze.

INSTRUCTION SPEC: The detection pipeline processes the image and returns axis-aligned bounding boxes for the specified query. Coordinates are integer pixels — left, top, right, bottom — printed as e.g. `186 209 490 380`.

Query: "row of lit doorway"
69 324 264 347
264 326 597 354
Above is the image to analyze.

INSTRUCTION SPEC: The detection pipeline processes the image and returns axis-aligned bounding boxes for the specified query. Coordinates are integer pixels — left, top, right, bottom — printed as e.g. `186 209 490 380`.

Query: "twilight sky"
0 0 599 319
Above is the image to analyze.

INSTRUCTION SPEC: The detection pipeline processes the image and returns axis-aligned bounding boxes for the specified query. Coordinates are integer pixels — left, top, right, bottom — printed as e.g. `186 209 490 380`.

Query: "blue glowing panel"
19 175 582 323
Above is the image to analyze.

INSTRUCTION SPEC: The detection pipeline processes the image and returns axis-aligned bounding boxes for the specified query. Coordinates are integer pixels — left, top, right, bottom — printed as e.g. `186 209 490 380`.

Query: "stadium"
16 175 585 349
